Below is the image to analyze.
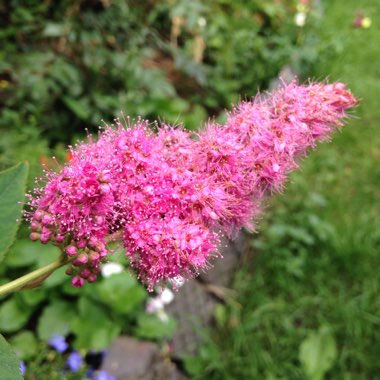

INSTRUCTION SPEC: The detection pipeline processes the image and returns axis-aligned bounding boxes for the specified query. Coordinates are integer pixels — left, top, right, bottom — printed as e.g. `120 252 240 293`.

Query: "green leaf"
32 243 65 288
33 244 61 268
9 331 38 360
182 355 205 376
43 266 67 287
214 304 228 328
5 239 64 289
96 272 147 314
19 289 46 307
0 162 29 263
72 298 121 350
0 298 33 333
37 301 75 341
61 281 82 296
134 313 177 340
182 104 207 130
299 326 337 380
5 239 40 268
62 96 90 120
0 334 23 380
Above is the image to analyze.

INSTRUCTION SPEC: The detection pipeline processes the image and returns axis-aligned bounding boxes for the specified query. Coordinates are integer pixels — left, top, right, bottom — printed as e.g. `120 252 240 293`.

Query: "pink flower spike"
25 80 356 289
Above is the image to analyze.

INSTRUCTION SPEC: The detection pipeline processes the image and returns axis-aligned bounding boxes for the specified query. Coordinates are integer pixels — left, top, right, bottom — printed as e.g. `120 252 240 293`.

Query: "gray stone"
166 280 217 357
101 336 186 380
199 236 239 287
102 232 250 376
101 337 157 380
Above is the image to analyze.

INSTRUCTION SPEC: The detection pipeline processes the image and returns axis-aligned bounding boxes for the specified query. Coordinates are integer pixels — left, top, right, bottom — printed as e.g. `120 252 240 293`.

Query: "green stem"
0 230 124 298
0 254 70 298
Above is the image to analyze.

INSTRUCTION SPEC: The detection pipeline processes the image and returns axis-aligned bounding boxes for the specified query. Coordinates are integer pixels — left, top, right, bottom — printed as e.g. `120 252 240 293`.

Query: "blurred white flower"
171 275 185 288
156 309 170 323
159 288 175 305
198 17 207 27
101 262 123 278
146 297 164 313
295 12 307 27
361 17 372 29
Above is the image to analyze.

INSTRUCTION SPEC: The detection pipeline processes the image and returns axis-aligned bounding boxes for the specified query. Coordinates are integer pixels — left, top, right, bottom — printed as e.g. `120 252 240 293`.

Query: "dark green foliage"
0 0 299 146
0 334 23 380
0 2 302 369
5 1 377 379
0 163 29 262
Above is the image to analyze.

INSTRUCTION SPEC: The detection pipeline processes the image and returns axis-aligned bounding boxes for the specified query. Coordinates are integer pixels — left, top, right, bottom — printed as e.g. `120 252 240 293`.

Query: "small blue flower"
67 351 83 372
20 360 26 376
93 370 116 380
48 335 68 353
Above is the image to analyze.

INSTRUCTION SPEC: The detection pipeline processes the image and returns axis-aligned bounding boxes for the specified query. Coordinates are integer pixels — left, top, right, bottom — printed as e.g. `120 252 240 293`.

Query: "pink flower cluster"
26 81 357 290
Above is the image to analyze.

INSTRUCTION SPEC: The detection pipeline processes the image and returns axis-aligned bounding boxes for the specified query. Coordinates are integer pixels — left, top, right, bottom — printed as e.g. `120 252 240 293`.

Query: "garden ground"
190 1 380 379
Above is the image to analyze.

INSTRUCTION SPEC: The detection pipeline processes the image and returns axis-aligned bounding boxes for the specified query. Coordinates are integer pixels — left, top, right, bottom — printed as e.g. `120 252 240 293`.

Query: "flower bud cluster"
26 82 357 290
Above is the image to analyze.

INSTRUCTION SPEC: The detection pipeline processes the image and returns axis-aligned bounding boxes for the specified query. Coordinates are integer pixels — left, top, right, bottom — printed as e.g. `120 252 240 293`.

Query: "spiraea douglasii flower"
26 81 357 290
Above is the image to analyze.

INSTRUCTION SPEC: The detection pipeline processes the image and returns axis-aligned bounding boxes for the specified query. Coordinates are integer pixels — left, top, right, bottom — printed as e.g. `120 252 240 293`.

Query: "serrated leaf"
9 331 38 360
37 301 75 341
0 334 23 380
0 162 29 263
299 326 337 380
0 298 33 333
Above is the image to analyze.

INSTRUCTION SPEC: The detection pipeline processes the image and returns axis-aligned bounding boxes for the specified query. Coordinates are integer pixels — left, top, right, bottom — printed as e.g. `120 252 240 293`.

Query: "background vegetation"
0 0 379 379
187 1 380 379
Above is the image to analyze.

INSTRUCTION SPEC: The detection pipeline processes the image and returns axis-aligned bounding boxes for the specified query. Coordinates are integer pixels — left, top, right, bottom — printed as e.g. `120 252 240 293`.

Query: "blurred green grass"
191 1 380 379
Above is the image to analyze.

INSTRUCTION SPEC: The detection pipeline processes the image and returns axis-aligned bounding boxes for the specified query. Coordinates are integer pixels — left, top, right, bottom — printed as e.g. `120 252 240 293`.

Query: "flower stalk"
0 253 69 297
0 230 124 297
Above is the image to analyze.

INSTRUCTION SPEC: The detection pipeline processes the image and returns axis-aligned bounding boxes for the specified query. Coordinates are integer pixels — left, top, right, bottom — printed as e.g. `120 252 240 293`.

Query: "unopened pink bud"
55 234 65 243
76 240 87 249
30 232 41 241
34 210 45 221
88 274 97 283
72 259 80 267
30 221 41 231
77 253 88 265
80 268 91 279
88 236 98 249
89 251 100 262
42 214 54 226
40 233 52 244
71 276 85 288
66 246 77 257
99 249 107 258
